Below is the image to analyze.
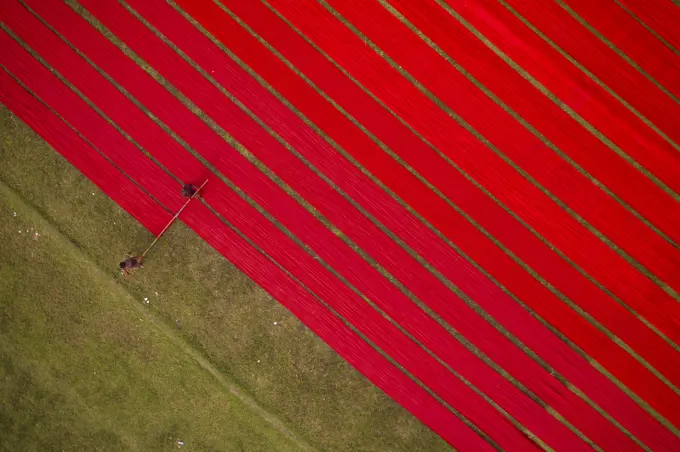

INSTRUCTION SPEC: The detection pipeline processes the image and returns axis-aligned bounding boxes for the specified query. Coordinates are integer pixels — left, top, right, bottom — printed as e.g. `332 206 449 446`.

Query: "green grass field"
0 106 450 451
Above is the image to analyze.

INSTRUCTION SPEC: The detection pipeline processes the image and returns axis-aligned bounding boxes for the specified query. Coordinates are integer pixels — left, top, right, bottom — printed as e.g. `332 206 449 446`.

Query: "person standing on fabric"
181 183 199 198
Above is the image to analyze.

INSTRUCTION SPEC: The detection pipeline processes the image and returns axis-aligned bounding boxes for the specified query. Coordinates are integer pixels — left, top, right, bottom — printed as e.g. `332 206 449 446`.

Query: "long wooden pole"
140 179 208 260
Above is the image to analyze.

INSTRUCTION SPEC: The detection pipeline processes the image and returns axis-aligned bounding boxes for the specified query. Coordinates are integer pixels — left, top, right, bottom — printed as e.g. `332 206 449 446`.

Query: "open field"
0 181 303 452
0 106 448 451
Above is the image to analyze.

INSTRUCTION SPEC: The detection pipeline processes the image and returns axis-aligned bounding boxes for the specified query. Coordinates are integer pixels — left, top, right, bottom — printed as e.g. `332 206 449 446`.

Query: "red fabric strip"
501 0 680 146
23 1 659 450
616 0 680 53
0 67 480 452
245 0 680 427
9 1 538 448
562 0 680 99
438 0 680 210
387 0 680 281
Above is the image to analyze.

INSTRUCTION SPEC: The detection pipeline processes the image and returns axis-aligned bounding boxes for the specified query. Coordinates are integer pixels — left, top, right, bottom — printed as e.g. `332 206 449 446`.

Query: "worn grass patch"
0 106 450 451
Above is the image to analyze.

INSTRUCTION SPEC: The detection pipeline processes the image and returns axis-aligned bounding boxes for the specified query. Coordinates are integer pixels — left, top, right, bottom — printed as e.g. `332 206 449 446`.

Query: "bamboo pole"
140 179 208 260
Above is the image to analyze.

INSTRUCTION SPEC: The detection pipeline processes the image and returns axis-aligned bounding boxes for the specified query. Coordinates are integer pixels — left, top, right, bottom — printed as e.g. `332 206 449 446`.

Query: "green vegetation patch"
0 179 306 452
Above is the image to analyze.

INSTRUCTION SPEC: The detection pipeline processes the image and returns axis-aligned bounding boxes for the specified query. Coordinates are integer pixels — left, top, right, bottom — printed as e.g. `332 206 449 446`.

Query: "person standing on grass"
119 255 143 276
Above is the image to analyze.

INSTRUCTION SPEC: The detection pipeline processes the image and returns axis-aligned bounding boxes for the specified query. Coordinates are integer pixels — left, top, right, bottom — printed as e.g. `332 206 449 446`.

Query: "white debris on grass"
176 439 184 448
273 321 277 325
143 297 149 304
12 211 16 217
257 359 261 363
